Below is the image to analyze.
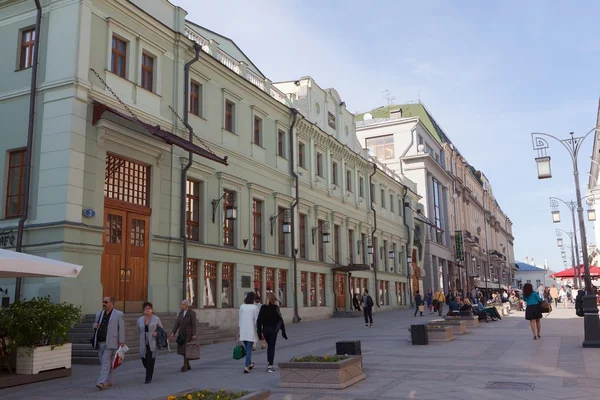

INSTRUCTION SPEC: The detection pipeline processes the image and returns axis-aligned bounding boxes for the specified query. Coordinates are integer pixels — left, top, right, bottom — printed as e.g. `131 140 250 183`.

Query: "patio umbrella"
551 265 600 279
0 249 82 278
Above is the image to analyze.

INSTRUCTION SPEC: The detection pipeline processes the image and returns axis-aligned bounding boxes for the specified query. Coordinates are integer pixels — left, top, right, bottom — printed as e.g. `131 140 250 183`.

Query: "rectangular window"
253 116 262 146
204 261 217 307
379 280 389 306
278 206 286 256
361 233 367 264
390 194 394 212
316 153 323 178
346 169 353 192
141 53 154 92
190 82 201 116
111 36 127 78
19 28 35 70
383 240 388 270
186 260 199 308
186 179 200 241
278 269 287 307
334 224 340 264
310 272 317 306
278 130 286 158
319 274 326 306
266 268 275 294
252 198 262 251
332 162 338 185
104 153 150 207
381 189 385 208
432 179 443 244
5 149 26 218
370 183 375 204
318 219 325 262
366 135 395 160
221 264 234 308
298 143 306 168
225 100 235 132
223 190 235 246
348 230 354 264
299 213 307 259
254 266 263 300
359 177 364 198
399 199 403 216
301 271 308 307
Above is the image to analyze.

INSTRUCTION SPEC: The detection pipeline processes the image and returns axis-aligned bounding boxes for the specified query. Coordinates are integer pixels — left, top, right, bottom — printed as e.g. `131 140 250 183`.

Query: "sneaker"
267 366 275 373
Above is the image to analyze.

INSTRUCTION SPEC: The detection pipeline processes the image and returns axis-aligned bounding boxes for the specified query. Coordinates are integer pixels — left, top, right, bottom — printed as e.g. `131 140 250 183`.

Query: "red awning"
551 265 600 278
92 102 228 165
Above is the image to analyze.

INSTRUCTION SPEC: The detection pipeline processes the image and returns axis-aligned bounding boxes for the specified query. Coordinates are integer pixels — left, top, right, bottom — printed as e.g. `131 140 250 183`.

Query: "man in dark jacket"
575 289 585 317
362 289 374 327
414 291 423 317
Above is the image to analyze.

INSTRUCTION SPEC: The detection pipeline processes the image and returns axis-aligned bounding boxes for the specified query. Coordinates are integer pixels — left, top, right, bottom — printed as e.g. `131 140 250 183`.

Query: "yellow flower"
188 395 193 400
167 397 176 400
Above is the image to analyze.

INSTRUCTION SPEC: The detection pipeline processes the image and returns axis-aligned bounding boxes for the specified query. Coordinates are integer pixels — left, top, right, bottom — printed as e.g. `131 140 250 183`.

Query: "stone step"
332 310 363 318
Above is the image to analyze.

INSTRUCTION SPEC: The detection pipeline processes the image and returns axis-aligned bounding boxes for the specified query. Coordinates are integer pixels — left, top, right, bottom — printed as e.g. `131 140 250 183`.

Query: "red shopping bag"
111 345 129 370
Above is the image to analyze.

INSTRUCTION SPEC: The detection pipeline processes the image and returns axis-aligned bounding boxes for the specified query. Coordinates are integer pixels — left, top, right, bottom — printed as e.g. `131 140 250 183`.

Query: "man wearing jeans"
92 296 125 390
434 289 446 316
362 289 374 327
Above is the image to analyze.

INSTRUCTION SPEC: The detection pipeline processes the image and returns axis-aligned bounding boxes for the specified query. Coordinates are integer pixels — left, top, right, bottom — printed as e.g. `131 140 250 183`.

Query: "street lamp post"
551 197 586 287
532 129 600 347
556 228 580 287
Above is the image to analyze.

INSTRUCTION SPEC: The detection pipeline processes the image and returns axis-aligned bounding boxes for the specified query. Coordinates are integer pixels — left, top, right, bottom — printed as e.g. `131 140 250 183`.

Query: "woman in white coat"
238 292 259 373
137 302 163 384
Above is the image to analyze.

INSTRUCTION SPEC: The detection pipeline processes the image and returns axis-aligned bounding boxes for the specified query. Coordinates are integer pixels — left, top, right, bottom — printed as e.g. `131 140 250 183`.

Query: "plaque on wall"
241 275 251 288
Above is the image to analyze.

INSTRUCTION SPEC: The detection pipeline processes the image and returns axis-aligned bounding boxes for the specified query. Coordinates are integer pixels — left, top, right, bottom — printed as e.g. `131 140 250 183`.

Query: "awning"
0 249 82 278
333 263 371 272
92 102 228 165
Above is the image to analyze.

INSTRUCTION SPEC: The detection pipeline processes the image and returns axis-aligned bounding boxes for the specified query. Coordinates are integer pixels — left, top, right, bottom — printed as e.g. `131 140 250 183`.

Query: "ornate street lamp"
535 155 552 179
311 221 330 244
561 251 566 258
588 208 596 222
557 238 563 247
552 210 561 223
212 192 237 223
270 209 291 236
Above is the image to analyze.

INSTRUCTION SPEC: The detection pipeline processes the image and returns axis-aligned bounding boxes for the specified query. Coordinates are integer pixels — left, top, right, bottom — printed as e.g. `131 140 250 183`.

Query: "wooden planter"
429 320 467 335
444 315 480 328
16 343 72 375
407 326 453 342
279 355 366 389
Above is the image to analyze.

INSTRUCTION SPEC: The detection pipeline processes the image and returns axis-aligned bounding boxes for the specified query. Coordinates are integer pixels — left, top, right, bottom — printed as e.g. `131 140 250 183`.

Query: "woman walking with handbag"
522 283 543 340
170 299 197 372
239 292 259 374
257 292 288 373
137 302 163 384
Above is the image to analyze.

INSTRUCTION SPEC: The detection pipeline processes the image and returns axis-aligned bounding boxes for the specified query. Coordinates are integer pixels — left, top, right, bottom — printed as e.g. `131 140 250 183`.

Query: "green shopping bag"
233 342 246 360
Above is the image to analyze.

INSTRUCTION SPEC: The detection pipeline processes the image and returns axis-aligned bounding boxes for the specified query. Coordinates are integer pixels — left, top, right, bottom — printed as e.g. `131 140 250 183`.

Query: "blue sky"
173 0 600 271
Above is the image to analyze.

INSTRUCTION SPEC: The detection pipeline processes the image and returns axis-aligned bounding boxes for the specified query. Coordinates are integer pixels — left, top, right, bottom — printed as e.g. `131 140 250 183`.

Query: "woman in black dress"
522 283 543 340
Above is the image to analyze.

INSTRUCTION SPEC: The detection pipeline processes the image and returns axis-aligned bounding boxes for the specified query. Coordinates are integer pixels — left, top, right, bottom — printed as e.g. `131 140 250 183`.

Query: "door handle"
120 268 126 282
125 268 132 283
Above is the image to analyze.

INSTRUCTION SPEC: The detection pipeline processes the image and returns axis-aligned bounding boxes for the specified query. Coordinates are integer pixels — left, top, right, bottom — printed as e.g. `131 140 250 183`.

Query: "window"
186 260 199 308
141 53 154 91
535 279 541 288
190 82 202 116
19 28 35 70
221 264 234 308
266 268 275 294
223 190 235 246
278 206 286 256
346 170 353 192
299 213 307 259
379 280 389 306
278 130 286 158
111 35 127 78
204 261 217 307
318 219 325 262
383 240 388 270
366 135 395 160
328 111 336 129
359 177 364 198
390 194 394 212
254 266 263 299
332 162 338 185
381 189 385 208
252 199 262 251
104 153 150 206
399 199 403 216
310 272 317 306
348 230 354 264
225 100 235 132
370 183 375 204
432 179 443 244
186 179 200 241
334 224 340 264
361 233 367 264
316 153 323 178
5 149 26 218
253 116 262 146
301 272 308 306
278 269 287 307
319 274 326 306
298 143 306 168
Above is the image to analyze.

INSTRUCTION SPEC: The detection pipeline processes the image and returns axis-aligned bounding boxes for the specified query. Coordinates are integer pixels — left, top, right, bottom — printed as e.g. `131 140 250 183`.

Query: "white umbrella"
0 249 83 278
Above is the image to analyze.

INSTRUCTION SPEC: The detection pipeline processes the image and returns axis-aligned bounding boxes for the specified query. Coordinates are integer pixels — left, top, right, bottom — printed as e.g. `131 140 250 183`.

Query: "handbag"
176 333 186 345
233 342 246 360
418 305 425 312
540 300 552 314
186 342 200 360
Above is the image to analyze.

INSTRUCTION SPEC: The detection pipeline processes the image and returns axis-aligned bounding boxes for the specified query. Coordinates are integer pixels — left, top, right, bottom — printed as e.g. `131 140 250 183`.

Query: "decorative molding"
246 182 273 197
221 87 242 101
156 151 165 167
95 120 171 162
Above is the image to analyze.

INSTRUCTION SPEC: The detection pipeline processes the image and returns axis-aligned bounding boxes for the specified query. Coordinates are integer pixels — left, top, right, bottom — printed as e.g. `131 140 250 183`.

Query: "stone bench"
429 319 467 335
493 304 511 316
443 315 479 328
407 326 454 342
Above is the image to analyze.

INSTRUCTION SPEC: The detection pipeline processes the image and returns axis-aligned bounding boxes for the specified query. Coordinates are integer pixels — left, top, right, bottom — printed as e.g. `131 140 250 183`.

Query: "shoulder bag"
186 342 200 360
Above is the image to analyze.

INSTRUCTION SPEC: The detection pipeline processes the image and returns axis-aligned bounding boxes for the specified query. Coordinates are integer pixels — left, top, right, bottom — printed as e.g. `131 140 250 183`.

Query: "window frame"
141 52 154 92
299 213 307 259
253 116 263 146
334 224 341 264
185 259 199 308
332 161 338 186
366 134 395 160
224 100 236 133
319 274 326 306
252 198 262 251
301 271 308 307
318 219 325 262
346 169 353 193
316 152 324 178
277 206 286 256
110 35 128 79
359 176 365 198
221 263 234 308
254 266 263 300
190 81 202 117
223 189 235 246
186 178 201 241
390 194 394 213
310 272 317 306
298 142 306 169
19 28 35 70
5 148 26 219
348 229 354 264
204 261 217 308
277 129 287 158
278 269 287 307
381 189 386 208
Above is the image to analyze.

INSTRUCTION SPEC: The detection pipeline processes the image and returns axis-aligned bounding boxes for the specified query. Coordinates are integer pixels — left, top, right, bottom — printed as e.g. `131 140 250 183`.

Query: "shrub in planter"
166 389 249 400
279 354 365 389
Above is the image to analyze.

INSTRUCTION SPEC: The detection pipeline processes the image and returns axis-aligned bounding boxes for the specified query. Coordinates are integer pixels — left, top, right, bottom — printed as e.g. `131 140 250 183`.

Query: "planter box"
16 343 72 375
444 315 480 328
429 320 467 335
279 355 365 389
407 326 453 342
156 390 270 400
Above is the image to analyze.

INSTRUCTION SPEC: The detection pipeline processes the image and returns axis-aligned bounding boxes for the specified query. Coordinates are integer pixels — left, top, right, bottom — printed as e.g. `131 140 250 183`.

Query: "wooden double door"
101 206 149 313
335 273 347 310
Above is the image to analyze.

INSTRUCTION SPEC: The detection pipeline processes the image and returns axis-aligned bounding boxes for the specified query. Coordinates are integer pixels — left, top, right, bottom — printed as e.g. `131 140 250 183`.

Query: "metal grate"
485 382 534 391
104 154 150 206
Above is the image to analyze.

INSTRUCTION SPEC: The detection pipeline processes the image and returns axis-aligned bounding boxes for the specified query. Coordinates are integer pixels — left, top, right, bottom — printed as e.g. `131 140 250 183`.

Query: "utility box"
336 340 361 355
410 324 429 345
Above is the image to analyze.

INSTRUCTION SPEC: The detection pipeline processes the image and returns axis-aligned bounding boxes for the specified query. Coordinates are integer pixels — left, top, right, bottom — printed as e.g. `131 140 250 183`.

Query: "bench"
428 319 467 335
444 315 479 328
493 304 511 316
407 326 454 342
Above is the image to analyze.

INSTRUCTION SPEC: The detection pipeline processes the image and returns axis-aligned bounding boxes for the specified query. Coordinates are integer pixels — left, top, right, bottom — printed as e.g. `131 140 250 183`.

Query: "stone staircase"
69 313 238 365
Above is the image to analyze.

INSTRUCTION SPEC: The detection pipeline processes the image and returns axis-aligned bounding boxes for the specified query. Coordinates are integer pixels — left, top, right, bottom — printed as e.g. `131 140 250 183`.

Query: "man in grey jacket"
92 296 125 390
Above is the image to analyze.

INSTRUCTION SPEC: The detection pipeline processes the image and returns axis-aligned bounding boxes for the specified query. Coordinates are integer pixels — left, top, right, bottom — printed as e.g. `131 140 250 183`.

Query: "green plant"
290 355 348 362
3 296 81 352
167 389 249 400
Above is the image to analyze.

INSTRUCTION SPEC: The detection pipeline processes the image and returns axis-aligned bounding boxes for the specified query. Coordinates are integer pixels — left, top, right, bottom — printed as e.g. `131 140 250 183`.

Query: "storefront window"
319 273 326 306
310 272 317 306
221 263 234 308
266 268 275 297
301 272 308 306
204 261 217 307
186 260 199 308
254 266 263 300
278 269 287 307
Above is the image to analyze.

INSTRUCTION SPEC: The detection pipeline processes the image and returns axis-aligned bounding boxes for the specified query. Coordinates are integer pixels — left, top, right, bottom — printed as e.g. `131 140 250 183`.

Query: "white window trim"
298 141 307 169
251 105 268 147
137 37 166 95
276 122 289 159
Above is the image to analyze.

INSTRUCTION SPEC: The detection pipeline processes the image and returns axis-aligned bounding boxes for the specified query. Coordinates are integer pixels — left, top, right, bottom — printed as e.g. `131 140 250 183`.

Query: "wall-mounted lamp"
212 192 236 223
311 221 330 245
339 101 346 107
367 237 373 255
270 209 291 236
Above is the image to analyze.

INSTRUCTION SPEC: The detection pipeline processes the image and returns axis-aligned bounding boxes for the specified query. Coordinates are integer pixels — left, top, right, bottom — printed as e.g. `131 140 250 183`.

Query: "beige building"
0 0 420 327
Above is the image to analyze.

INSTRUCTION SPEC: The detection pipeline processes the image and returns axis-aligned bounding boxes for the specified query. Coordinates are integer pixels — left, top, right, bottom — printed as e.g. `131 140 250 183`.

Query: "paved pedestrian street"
4 307 600 400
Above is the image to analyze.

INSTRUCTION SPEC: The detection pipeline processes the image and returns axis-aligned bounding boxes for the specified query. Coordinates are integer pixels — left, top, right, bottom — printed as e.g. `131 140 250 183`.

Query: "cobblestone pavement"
3 307 600 399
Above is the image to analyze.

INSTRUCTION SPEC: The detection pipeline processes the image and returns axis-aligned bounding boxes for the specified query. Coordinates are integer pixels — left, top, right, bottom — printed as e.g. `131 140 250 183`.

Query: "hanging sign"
455 230 465 262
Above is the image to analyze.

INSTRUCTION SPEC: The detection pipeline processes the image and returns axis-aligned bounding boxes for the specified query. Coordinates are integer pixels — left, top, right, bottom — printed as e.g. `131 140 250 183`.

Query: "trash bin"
410 324 428 345
336 340 361 355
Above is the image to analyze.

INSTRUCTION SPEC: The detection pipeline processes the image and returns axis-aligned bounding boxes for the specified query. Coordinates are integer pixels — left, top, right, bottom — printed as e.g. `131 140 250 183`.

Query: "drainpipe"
402 186 413 306
15 0 42 302
369 163 380 307
450 147 461 295
180 42 202 302
289 109 300 323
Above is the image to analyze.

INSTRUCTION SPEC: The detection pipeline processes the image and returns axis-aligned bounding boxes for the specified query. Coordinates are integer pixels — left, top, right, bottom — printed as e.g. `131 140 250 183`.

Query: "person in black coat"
257 292 288 373
575 289 585 317
414 291 423 317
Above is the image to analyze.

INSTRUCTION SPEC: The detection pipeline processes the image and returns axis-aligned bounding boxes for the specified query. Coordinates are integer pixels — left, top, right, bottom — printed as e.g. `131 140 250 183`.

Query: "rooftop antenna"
382 89 395 106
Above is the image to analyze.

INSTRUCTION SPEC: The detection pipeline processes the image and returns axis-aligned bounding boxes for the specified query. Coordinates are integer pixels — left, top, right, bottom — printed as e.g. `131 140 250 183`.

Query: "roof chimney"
390 108 402 119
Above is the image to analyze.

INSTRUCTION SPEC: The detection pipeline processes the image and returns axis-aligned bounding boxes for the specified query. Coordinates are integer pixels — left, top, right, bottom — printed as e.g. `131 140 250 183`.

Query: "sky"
172 0 600 271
